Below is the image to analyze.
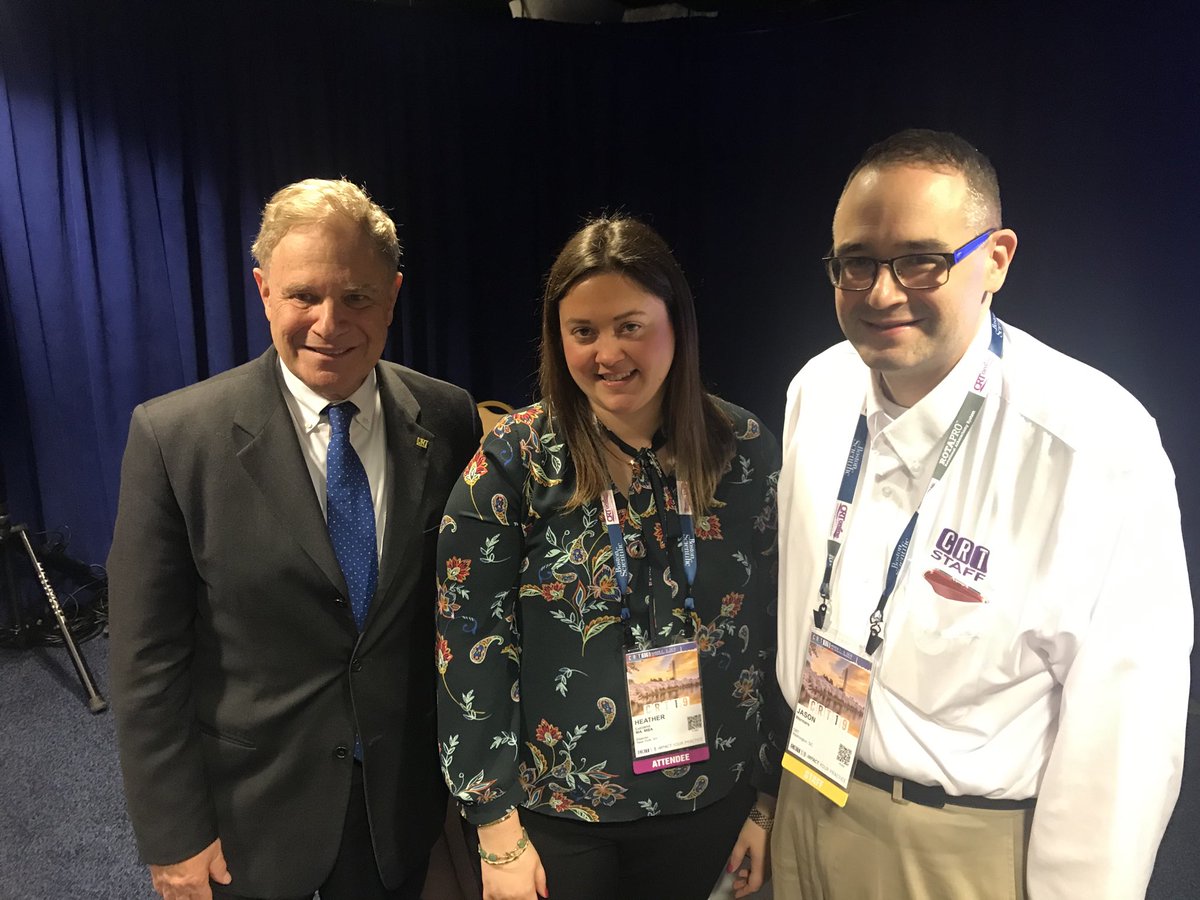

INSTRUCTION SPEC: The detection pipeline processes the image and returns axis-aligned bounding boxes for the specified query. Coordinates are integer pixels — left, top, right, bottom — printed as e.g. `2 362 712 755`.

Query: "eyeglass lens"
832 254 950 290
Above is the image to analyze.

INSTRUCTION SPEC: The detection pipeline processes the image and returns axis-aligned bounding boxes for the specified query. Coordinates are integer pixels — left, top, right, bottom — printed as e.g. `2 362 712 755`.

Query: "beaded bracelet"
748 806 774 831
478 827 531 866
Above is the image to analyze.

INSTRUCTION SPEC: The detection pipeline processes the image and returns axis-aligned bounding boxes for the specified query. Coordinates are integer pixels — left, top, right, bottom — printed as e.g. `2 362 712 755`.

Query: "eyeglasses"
822 229 996 291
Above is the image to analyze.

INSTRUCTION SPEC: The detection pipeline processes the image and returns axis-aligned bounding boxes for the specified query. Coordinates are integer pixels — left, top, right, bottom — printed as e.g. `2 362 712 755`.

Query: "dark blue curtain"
2 0 1197 675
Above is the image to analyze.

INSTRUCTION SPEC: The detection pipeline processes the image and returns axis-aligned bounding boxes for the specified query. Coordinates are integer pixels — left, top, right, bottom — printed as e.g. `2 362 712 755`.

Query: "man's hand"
149 838 231 900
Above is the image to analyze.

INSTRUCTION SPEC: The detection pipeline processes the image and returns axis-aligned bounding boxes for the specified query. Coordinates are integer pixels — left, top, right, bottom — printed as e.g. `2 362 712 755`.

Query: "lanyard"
675 481 699 611
813 313 1004 655
601 473 698 643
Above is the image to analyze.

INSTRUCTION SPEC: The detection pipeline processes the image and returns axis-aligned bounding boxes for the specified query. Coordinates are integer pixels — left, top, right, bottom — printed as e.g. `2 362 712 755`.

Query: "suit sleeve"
107 404 218 864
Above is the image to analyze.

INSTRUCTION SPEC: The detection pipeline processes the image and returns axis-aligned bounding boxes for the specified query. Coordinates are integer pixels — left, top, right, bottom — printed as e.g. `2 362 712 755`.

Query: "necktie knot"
326 401 358 435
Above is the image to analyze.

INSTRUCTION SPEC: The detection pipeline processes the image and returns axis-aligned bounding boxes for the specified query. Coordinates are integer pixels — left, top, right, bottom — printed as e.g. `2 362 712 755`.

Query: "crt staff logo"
930 527 990 582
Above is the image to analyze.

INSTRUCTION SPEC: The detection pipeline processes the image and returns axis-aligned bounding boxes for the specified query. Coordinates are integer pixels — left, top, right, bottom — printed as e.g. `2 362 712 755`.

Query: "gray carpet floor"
2 637 1197 899
1 639 151 899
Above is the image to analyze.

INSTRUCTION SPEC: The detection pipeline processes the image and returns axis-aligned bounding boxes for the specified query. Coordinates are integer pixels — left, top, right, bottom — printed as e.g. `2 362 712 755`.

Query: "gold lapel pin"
416 437 430 449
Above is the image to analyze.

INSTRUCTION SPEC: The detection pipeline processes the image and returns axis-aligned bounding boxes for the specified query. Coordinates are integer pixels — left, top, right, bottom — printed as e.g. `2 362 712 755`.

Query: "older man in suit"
108 178 481 900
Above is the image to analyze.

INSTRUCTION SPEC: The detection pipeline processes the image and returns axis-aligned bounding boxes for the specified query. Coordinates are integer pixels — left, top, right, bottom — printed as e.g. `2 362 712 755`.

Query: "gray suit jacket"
108 348 480 896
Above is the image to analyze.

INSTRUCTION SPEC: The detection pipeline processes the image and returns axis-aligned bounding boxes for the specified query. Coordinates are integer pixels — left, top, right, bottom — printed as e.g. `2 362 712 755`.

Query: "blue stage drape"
1 1 1197 690
0 0 503 565
0 0 252 559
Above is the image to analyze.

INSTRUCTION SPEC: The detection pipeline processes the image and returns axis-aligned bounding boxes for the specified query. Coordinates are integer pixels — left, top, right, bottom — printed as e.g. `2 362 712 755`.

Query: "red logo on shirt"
923 569 984 603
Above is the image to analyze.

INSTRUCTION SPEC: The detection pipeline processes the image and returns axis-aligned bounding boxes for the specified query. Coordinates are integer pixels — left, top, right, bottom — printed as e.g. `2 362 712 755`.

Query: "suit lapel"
372 363 435 622
233 350 348 597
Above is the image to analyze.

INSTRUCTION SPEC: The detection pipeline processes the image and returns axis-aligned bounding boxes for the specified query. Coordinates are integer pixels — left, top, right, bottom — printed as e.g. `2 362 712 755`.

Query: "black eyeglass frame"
822 228 997 291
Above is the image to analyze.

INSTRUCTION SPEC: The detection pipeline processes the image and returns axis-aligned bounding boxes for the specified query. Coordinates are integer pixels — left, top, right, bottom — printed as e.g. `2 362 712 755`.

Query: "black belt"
853 761 1036 811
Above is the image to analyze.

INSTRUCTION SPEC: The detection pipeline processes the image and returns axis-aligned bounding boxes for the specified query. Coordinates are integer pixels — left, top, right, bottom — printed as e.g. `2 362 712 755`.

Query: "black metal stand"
0 508 108 714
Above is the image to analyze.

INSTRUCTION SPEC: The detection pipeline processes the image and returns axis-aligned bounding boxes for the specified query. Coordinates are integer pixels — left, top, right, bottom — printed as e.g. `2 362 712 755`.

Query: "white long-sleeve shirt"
777 314 1191 899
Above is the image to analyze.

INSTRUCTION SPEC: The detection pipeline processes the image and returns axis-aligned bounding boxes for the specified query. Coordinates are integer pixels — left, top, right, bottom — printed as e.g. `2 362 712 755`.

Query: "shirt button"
334 746 349 760
882 486 894 498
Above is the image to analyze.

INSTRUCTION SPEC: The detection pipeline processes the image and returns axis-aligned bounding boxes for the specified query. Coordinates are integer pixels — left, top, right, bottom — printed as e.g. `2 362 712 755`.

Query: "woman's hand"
481 847 547 900
477 813 548 900
725 792 775 898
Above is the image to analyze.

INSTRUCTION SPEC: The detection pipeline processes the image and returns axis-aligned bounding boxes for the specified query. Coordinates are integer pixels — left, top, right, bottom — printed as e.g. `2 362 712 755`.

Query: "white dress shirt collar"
865 312 997 478
277 360 380 434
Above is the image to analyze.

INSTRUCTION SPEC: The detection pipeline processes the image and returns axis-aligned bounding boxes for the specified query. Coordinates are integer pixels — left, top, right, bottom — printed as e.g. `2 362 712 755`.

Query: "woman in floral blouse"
436 217 781 900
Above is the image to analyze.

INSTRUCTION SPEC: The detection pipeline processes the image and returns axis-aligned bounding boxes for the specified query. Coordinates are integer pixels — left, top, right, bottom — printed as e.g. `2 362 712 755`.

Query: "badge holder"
624 640 710 773
782 631 873 806
602 472 709 775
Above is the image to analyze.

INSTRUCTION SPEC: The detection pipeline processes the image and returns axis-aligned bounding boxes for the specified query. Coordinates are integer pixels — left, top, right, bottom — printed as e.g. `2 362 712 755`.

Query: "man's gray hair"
251 177 400 270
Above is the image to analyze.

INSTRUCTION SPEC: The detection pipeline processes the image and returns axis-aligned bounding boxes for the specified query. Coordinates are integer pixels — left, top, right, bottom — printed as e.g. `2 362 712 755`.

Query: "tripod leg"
2 532 33 646
17 528 108 713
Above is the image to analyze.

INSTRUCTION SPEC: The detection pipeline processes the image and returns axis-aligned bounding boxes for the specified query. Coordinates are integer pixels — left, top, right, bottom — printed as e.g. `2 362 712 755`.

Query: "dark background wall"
1 0 1196 683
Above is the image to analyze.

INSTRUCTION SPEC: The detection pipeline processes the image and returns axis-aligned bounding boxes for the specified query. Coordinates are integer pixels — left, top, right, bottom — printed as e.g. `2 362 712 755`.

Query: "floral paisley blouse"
436 399 782 825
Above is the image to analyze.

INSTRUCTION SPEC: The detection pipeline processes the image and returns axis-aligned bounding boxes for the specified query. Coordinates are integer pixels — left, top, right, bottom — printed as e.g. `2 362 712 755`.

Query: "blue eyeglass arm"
822 228 996 266
952 228 997 263
820 228 997 284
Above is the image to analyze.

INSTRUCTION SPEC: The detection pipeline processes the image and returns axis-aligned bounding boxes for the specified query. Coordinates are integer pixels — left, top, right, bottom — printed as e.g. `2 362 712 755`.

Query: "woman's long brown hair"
538 216 734 513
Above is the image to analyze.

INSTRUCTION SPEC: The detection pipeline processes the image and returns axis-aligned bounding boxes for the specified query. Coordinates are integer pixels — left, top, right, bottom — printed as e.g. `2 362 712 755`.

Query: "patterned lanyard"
814 313 1005 654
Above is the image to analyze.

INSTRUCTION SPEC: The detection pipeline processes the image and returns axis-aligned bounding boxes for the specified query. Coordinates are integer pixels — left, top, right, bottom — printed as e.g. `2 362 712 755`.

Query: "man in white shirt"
772 129 1191 899
108 179 481 900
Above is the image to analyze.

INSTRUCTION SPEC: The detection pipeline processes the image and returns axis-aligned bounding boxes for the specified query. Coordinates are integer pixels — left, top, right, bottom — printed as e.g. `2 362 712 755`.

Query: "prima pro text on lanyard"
815 313 1004 655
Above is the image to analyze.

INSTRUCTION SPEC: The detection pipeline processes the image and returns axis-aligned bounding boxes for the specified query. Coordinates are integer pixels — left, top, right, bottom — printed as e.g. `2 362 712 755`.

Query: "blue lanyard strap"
675 481 698 612
814 414 870 628
601 474 698 646
600 489 633 598
814 313 1004 654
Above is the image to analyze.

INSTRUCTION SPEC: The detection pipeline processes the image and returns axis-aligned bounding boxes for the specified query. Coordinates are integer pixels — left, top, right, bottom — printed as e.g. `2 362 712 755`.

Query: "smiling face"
254 217 401 401
832 164 1016 406
558 272 676 443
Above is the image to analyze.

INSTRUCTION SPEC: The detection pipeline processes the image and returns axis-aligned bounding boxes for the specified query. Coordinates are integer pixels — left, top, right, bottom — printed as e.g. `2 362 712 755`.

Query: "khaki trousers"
770 770 1031 900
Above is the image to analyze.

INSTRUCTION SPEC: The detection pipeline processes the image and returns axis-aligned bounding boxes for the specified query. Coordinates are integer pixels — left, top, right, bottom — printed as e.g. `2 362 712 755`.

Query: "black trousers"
517 780 755 900
212 761 429 900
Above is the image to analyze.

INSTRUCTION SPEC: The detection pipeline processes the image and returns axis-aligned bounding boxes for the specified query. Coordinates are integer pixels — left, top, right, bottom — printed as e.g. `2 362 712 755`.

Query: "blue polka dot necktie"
325 402 377 632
